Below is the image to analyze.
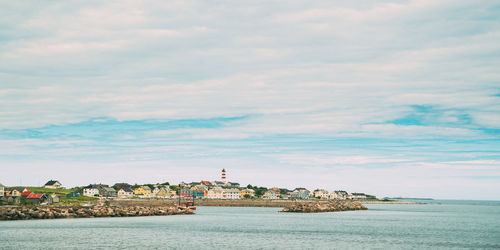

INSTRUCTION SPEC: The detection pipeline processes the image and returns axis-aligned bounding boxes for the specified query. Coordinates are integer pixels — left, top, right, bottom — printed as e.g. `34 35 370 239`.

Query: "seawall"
0 205 194 221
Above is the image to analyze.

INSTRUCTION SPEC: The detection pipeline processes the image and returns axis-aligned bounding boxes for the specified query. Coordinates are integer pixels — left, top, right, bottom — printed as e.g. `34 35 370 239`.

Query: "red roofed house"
26 193 48 205
200 181 213 187
21 191 33 198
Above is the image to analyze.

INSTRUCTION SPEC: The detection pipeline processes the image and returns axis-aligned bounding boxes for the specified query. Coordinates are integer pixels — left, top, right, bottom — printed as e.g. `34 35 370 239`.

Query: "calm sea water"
1 201 499 249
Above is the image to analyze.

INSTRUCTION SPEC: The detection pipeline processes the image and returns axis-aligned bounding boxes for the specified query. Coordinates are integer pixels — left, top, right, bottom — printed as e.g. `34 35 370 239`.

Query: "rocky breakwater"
282 201 367 213
0 205 194 221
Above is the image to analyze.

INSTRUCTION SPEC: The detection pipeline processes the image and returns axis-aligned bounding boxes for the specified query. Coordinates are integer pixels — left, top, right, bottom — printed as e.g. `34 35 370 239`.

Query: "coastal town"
0 169 375 205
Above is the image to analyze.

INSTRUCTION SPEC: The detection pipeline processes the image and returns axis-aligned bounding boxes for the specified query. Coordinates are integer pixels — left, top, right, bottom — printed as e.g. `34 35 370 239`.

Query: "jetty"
282 200 367 213
0 205 194 221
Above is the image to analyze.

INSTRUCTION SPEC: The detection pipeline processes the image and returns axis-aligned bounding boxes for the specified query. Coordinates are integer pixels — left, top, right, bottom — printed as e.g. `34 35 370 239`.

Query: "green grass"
59 196 99 205
13 186 75 195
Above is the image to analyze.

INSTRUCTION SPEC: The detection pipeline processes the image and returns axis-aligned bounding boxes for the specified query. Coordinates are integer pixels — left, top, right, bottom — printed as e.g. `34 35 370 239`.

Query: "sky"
1 0 499 200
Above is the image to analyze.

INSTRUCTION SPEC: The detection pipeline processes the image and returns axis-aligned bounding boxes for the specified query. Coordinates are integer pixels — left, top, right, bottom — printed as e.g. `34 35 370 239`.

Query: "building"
263 187 281 200
98 186 117 197
329 191 347 200
223 188 240 200
312 189 329 199
152 187 160 197
0 183 5 197
83 187 99 197
179 188 194 199
66 192 80 198
134 186 152 198
43 180 62 189
221 168 227 183
21 191 33 199
47 194 59 203
225 182 240 188
351 193 367 200
113 183 132 190
239 189 255 199
191 185 207 198
155 187 172 198
213 181 225 187
200 181 213 187
207 186 224 199
26 193 48 205
6 187 26 197
117 188 134 198
290 188 310 199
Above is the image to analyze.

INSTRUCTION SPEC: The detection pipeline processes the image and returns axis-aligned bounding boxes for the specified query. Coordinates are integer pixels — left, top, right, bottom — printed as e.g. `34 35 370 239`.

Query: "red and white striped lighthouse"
221 168 226 183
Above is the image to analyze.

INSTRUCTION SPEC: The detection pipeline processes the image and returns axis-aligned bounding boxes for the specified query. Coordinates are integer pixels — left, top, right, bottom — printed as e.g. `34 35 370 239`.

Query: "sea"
1 200 499 249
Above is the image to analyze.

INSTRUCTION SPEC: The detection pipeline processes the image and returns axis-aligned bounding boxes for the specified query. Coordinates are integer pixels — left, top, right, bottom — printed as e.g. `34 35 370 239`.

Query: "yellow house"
240 189 255 199
133 186 151 197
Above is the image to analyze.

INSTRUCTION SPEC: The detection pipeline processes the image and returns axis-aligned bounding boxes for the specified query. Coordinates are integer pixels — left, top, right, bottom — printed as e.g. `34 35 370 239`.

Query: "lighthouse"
221 168 227 183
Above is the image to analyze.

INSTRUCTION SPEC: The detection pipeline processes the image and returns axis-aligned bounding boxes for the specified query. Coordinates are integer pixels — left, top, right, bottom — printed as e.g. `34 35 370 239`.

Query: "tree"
169 185 180 192
243 194 251 199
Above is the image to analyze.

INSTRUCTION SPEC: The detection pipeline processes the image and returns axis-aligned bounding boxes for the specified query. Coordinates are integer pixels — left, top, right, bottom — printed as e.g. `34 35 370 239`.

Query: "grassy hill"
13 186 75 195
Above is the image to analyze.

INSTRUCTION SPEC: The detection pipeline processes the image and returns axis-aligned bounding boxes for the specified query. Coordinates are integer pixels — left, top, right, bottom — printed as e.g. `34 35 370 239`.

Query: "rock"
0 205 194 221
282 201 367 213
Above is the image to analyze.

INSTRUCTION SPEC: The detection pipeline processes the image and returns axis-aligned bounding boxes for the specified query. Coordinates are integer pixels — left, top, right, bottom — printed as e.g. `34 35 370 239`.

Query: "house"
66 192 80 198
26 193 48 205
329 191 347 200
312 189 329 199
200 180 213 187
224 182 240 188
83 187 99 197
113 183 132 190
239 189 255 199
179 188 194 199
351 193 367 200
290 188 310 199
21 191 33 199
223 188 240 200
191 185 207 198
6 196 20 204
155 187 172 198
213 181 226 187
98 186 117 197
0 183 5 197
47 194 59 203
6 187 26 197
44 180 62 189
207 186 224 199
262 188 280 200
117 188 134 198
134 186 152 198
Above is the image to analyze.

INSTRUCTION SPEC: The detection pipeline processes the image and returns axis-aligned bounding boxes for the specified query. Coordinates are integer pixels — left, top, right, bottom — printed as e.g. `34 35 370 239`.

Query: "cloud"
0 0 499 199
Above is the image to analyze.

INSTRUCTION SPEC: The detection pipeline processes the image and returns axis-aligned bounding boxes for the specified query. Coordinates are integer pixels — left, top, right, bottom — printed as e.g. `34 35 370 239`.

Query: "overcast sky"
1 0 499 200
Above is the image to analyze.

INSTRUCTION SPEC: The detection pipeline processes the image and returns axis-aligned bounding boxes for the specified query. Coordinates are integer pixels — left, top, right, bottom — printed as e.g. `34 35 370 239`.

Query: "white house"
207 186 224 199
223 188 240 200
83 188 99 197
329 191 347 200
312 189 329 199
351 193 367 200
263 188 280 200
44 180 62 189
117 188 134 198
